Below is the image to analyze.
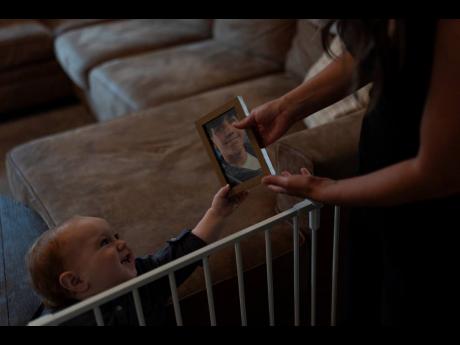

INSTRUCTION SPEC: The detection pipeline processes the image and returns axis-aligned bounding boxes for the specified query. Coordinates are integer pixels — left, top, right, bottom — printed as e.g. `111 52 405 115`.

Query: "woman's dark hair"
320 19 407 111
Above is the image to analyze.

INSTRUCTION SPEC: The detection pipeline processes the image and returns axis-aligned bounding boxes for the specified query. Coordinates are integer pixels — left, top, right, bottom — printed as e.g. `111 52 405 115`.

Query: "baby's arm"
191 185 248 243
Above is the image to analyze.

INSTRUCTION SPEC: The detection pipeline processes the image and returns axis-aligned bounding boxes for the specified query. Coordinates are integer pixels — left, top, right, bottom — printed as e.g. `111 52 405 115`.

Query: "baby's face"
59 216 137 297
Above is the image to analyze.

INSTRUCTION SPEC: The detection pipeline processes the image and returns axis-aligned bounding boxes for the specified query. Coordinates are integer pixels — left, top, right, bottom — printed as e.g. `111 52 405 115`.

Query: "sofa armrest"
271 109 365 211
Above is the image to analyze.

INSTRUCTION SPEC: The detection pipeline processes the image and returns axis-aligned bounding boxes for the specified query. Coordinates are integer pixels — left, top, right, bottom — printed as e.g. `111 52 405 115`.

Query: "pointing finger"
262 175 290 188
233 115 254 129
267 184 288 194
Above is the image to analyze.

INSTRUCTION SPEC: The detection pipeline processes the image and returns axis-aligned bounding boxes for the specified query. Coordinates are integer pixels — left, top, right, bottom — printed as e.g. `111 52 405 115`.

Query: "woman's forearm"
280 51 359 123
317 158 455 207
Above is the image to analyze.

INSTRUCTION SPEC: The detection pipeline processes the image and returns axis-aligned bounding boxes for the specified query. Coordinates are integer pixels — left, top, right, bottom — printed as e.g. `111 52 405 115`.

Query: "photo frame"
196 96 275 196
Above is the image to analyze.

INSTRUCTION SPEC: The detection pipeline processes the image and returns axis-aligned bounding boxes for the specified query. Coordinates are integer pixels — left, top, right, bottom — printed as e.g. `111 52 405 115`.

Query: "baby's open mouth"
121 253 132 265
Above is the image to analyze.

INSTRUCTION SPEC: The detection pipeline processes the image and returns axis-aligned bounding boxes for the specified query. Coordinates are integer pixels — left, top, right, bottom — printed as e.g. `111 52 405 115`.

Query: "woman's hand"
233 98 293 147
262 168 336 201
210 185 249 218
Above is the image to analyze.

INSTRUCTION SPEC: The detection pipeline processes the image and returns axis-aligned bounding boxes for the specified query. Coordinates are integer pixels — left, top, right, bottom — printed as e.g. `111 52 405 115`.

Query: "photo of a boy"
205 108 262 186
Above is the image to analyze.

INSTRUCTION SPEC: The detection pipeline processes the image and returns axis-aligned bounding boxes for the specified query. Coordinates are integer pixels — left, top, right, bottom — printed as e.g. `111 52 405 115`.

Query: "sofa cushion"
284 20 325 82
88 40 282 121
40 19 115 36
0 195 48 326
0 19 53 72
6 73 303 301
213 19 296 64
55 19 213 90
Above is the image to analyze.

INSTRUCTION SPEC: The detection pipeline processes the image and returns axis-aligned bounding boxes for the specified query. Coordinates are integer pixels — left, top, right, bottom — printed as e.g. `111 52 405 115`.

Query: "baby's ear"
59 271 88 293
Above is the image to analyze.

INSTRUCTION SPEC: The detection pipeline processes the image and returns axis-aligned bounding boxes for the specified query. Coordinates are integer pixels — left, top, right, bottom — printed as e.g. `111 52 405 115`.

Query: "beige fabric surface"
284 19 325 82
6 73 302 300
302 36 371 128
88 40 282 121
55 19 213 90
0 20 53 72
213 19 297 64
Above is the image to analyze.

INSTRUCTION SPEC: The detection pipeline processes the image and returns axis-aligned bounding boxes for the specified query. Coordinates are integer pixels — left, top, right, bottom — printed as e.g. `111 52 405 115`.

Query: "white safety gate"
28 199 341 326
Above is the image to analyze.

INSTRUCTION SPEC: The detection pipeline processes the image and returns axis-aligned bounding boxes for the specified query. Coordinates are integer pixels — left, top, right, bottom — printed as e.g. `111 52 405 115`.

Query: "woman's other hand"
262 168 336 201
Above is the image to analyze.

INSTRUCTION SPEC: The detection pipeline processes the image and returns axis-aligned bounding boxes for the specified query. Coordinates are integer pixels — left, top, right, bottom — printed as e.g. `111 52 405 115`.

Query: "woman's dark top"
340 20 460 326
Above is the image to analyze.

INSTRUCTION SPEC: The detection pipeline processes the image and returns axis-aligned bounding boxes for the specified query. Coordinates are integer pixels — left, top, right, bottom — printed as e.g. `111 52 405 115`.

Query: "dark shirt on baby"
39 229 207 326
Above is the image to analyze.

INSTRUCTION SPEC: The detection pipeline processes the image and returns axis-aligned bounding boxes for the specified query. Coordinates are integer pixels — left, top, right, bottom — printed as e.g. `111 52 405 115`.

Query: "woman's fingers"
262 175 290 189
233 114 255 129
267 184 288 193
263 173 311 197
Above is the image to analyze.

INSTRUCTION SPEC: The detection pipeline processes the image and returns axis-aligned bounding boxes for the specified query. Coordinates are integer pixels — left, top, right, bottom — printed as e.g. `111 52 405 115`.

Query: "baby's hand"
210 185 249 218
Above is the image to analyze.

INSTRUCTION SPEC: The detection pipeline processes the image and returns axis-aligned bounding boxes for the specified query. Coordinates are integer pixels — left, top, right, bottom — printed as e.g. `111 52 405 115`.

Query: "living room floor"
0 101 97 197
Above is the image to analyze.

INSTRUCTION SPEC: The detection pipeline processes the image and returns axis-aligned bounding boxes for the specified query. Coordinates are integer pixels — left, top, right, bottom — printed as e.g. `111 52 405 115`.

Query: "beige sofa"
0 19 215 117
54 19 296 121
5 19 364 325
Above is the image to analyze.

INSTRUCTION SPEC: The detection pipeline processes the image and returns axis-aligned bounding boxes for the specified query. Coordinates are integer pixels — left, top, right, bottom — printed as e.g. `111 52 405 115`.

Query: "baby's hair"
26 216 83 309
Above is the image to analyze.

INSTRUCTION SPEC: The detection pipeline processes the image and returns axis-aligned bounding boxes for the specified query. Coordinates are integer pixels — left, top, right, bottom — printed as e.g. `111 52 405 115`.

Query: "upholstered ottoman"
7 74 312 324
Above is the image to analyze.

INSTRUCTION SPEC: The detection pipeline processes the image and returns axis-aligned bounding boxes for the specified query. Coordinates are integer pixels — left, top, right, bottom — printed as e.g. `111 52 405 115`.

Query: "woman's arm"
234 50 362 147
281 50 361 123
264 20 460 207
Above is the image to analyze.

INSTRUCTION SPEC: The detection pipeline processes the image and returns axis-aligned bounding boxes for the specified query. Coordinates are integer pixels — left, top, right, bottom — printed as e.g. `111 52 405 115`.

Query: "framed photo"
196 96 275 196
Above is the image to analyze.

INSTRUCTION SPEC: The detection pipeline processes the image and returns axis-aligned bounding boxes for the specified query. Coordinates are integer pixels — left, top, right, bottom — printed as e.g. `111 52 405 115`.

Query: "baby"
27 185 247 325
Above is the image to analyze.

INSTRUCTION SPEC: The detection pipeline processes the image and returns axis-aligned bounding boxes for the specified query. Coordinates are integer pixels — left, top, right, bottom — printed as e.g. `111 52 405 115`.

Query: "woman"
234 19 460 325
